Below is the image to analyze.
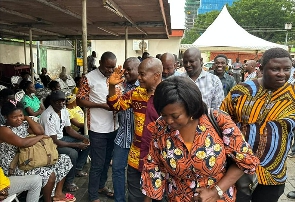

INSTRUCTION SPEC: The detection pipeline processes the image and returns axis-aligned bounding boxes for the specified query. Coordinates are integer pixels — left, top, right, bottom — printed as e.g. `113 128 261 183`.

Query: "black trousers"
236 184 285 202
127 166 162 202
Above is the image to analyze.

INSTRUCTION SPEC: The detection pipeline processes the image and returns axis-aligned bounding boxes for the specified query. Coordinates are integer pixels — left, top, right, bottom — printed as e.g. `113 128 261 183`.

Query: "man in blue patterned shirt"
112 57 140 202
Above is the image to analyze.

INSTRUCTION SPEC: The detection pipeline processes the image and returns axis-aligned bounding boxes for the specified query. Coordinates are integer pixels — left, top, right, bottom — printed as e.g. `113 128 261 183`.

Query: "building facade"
198 0 236 14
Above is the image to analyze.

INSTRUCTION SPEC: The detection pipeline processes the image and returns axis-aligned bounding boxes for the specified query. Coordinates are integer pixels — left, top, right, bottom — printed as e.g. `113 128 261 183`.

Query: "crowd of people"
0 47 294 202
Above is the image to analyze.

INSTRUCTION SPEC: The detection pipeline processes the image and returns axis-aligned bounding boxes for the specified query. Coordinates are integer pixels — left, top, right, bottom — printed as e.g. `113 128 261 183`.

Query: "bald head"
139 57 163 73
183 47 203 80
138 57 163 91
245 60 257 74
161 53 177 79
184 47 201 58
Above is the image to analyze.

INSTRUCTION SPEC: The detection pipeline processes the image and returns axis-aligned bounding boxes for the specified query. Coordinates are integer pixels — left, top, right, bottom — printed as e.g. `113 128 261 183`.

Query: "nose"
164 117 174 125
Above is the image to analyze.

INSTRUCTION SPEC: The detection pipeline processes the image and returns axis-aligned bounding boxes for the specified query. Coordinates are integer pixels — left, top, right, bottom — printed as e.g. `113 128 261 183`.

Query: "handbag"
9 135 58 173
207 109 258 196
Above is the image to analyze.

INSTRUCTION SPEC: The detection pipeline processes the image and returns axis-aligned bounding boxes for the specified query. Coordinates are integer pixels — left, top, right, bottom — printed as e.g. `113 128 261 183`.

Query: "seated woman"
0 101 75 202
0 167 42 202
66 94 84 134
141 76 260 202
20 81 45 117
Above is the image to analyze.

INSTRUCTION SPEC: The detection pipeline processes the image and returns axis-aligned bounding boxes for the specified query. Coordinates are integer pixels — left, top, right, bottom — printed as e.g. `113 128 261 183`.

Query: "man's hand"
191 187 219 202
76 142 89 150
109 66 125 86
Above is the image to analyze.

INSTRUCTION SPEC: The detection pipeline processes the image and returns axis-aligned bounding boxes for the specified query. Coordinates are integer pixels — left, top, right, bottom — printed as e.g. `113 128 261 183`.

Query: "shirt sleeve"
21 96 30 109
211 76 225 109
107 89 133 111
214 110 260 174
77 76 90 101
64 110 71 127
140 124 166 200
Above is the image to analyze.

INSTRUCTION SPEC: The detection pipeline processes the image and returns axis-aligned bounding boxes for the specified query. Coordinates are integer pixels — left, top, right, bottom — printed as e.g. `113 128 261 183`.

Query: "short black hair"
1 100 24 116
48 80 60 91
261 48 292 67
0 88 15 100
100 51 116 63
21 80 33 92
214 54 228 63
153 76 207 119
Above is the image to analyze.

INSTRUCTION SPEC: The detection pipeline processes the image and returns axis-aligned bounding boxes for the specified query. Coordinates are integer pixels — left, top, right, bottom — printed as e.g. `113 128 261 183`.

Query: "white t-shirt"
85 69 118 133
39 105 71 139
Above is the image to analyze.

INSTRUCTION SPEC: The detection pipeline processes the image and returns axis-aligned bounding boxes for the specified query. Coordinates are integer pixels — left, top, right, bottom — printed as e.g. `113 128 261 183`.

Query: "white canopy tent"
192 6 288 52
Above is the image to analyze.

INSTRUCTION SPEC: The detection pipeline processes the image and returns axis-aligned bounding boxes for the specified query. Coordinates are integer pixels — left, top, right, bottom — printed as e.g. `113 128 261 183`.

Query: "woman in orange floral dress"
141 76 259 202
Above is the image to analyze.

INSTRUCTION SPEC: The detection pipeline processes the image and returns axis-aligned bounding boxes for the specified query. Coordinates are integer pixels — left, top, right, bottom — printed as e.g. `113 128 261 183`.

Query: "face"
214 57 227 74
123 61 139 83
263 57 292 90
42 69 47 74
138 65 159 90
160 102 191 130
183 51 203 78
27 83 36 94
23 74 30 80
99 58 117 77
52 83 61 91
162 59 176 79
51 99 66 112
6 109 24 127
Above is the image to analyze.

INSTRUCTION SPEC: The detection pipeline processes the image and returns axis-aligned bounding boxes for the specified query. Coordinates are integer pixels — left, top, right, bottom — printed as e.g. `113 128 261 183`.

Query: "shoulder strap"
207 109 222 138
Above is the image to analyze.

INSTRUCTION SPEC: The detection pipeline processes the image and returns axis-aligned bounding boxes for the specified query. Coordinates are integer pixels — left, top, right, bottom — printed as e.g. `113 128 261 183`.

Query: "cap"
50 90 65 101
66 94 76 104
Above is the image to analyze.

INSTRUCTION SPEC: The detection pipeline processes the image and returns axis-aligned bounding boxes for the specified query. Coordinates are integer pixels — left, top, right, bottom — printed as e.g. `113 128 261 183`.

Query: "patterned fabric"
244 71 257 81
182 70 224 109
21 94 41 116
140 110 259 201
0 121 73 188
114 81 139 148
107 87 159 171
220 79 295 185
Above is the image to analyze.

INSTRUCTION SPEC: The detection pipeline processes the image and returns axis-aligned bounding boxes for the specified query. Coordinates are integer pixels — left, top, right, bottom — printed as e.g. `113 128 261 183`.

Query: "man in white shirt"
39 90 90 192
76 51 118 202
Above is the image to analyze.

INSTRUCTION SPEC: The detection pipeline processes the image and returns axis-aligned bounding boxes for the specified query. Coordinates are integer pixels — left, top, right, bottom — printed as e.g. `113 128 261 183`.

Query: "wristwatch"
214 185 223 198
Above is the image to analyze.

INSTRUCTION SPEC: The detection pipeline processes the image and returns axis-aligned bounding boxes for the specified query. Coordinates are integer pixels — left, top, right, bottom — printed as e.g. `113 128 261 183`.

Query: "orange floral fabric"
141 110 259 202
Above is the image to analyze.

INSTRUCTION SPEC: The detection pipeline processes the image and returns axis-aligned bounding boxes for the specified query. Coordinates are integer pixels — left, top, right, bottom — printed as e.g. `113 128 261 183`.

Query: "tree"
181 0 295 45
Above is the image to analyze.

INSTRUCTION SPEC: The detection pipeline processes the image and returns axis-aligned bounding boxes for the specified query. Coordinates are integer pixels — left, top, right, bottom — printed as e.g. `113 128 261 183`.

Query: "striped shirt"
114 81 139 148
182 70 224 109
221 79 295 185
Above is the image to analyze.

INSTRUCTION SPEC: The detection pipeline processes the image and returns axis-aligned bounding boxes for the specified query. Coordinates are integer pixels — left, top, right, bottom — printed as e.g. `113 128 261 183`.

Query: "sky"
168 0 185 29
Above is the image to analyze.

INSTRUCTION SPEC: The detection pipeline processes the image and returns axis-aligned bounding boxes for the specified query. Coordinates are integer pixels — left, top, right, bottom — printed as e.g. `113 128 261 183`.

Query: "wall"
0 41 74 78
91 37 182 65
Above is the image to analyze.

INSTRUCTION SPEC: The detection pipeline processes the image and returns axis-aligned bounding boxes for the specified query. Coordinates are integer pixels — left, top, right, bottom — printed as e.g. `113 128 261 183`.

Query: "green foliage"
182 0 295 45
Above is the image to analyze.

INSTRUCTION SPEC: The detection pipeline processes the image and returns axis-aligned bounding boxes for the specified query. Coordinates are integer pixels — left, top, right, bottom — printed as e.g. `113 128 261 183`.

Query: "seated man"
39 90 90 192
39 68 52 88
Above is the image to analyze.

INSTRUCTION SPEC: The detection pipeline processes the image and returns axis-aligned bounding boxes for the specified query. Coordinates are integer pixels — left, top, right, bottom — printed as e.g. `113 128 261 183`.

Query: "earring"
190 117 193 121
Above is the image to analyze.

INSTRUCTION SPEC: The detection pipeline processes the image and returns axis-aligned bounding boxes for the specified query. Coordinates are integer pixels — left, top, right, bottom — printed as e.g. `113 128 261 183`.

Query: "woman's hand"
108 66 125 86
191 187 219 202
0 187 9 201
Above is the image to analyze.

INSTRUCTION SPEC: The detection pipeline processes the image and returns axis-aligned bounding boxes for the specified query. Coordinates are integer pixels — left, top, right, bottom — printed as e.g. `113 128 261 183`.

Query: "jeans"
57 135 90 185
236 183 285 202
88 130 117 201
112 144 130 202
127 166 162 202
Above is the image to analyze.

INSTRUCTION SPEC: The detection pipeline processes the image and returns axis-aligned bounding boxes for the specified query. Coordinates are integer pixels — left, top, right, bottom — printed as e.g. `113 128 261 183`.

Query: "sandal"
98 187 114 199
64 183 79 192
53 193 76 202
75 170 88 177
